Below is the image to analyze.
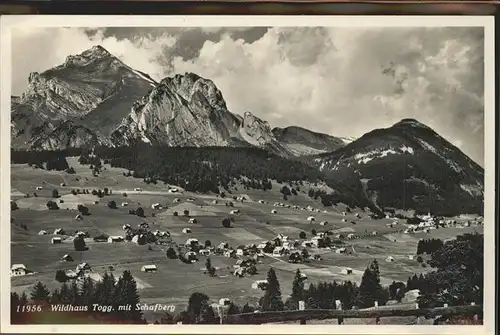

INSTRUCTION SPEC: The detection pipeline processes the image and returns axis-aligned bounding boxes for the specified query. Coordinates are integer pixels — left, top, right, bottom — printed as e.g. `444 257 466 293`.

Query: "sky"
11 26 485 165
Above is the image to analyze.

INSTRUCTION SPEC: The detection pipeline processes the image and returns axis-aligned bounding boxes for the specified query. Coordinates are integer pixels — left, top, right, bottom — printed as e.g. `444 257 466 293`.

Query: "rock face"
313 119 484 215
11 45 156 149
272 126 347 156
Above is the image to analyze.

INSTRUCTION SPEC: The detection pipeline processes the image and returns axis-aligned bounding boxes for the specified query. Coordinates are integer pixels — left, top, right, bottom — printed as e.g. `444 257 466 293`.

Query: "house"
75 231 88 237
76 262 91 273
132 234 146 244
301 241 313 248
386 256 395 262
347 233 355 239
141 264 158 273
60 183 66 186
38 230 48 235
182 228 192 234
307 216 315 222
340 267 353 275
251 279 268 290
257 243 267 250
107 236 124 243
229 209 240 215
53 228 65 235
273 246 284 256
62 254 74 262
51 237 63 244
372 231 378 236
335 247 347 254
402 289 421 303
219 298 231 306
121 202 129 207
408 255 415 260
341 218 347 223
212 200 218 204
65 270 78 279
123 224 132 230
320 221 328 226
36 186 43 191
217 242 229 250
186 238 199 248
139 222 149 229
271 209 277 214
11 264 28 277
258 200 265 204
224 250 236 258
236 249 245 256
189 218 198 224
151 203 162 210
173 198 181 203
199 249 211 256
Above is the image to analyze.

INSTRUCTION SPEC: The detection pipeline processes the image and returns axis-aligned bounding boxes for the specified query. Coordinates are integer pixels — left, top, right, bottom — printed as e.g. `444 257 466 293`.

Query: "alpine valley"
11 45 484 216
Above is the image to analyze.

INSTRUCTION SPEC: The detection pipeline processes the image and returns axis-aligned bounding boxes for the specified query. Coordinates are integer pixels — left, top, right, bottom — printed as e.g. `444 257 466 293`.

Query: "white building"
251 280 268 290
307 216 315 222
340 267 353 275
51 237 63 244
107 236 124 243
182 228 192 234
11 264 28 277
141 264 158 273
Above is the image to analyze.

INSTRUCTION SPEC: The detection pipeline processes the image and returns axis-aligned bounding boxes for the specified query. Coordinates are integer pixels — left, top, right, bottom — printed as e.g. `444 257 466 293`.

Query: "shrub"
122 193 128 197
173 211 178 216
222 218 231 228
136 207 145 217
166 247 178 259
11 201 19 211
299 231 306 239
55 269 69 283
107 200 117 209
416 256 423 263
52 189 59 198
184 210 190 217
77 204 90 216
46 201 59 210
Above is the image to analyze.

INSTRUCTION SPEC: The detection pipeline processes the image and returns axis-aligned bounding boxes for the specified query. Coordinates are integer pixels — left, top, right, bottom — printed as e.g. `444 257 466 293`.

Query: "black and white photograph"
0 15 495 333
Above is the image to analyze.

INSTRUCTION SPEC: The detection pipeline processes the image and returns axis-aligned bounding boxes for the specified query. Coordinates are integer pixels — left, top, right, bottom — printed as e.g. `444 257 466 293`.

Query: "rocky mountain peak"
63 45 115 68
392 118 433 131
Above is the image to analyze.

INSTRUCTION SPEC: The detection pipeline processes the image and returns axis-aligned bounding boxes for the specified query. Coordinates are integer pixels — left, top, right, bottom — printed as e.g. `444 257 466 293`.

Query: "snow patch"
416 139 437 154
353 149 398 164
132 69 157 86
460 184 483 197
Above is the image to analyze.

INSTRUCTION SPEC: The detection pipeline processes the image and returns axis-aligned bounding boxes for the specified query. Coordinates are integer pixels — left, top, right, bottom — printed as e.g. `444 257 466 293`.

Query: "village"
10 158 484 322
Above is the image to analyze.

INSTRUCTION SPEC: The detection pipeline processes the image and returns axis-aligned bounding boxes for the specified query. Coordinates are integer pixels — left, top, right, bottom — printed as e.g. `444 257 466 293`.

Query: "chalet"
60 183 66 186
182 228 192 234
271 209 277 214
38 230 48 235
141 265 158 273
236 249 245 256
307 216 315 222
386 256 395 262
258 200 265 204
139 222 149 229
199 249 211 256
134 188 142 192
272 246 284 256
123 224 132 230
107 236 124 243
212 200 218 204
11 264 29 277
53 228 65 235
335 247 347 254
75 214 83 220
251 279 268 290
320 221 328 226
173 198 181 203
62 254 74 262
340 267 353 275
121 202 129 207
132 234 146 244
36 186 43 191
189 218 198 224
186 238 199 248
347 233 355 239
341 218 347 223
217 242 229 250
51 237 63 244
229 209 240 215
224 250 236 258
151 203 162 210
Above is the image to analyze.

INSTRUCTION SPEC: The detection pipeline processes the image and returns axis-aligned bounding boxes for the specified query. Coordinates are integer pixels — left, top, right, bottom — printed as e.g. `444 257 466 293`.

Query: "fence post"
336 300 344 325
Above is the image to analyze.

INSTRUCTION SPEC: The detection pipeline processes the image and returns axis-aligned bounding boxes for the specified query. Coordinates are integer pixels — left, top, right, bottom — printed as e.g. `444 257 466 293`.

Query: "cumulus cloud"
10 26 484 165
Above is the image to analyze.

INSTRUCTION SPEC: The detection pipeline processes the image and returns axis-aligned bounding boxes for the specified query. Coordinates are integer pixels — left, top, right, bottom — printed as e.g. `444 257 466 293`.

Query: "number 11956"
17 305 43 312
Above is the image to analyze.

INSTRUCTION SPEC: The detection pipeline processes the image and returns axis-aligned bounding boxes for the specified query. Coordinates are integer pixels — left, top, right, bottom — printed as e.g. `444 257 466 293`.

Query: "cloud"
10 26 484 165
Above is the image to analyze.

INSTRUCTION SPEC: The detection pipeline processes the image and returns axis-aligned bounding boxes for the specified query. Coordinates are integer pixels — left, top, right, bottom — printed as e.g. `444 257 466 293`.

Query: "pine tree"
290 269 304 307
205 258 216 277
357 260 384 308
69 281 81 305
50 289 61 304
81 276 96 307
30 282 51 302
227 303 240 315
115 271 142 322
187 292 211 324
261 268 284 311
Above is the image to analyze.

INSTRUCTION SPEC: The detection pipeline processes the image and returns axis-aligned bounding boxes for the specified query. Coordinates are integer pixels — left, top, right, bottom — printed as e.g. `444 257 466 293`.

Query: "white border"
0 15 495 335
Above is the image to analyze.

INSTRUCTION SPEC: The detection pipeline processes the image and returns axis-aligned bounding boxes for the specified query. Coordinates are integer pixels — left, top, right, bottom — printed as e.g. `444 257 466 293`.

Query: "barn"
182 228 192 234
141 265 158 273
51 237 63 244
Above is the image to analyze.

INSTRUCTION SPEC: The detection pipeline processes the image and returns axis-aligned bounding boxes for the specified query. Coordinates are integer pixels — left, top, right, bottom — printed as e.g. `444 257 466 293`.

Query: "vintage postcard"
0 15 495 334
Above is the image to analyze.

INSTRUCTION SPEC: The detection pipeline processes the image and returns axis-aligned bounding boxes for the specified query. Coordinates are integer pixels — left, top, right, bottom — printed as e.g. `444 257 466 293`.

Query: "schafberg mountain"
12 45 339 156
11 45 157 150
314 119 484 215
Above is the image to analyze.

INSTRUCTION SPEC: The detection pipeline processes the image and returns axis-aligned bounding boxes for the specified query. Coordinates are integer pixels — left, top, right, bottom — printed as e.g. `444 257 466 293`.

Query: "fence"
220 304 482 324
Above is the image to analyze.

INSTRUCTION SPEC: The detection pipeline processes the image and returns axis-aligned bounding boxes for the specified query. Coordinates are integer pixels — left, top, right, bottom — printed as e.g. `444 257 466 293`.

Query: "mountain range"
11 45 484 215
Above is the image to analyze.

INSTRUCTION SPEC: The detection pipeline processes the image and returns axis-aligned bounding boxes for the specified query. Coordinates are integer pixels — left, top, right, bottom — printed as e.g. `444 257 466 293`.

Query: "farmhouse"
386 256 395 262
186 238 199 248
53 228 65 235
189 218 198 224
320 221 328 226
219 298 231 306
132 234 146 244
62 254 74 262
258 200 265 204
273 246 285 256
199 249 211 256
11 264 29 277
182 228 192 234
173 198 181 203
139 222 149 229
335 247 347 254
307 216 315 222
224 250 236 258
123 224 132 230
38 230 48 235
251 279 268 290
151 203 162 210
36 186 43 191
340 267 353 275
51 237 63 244
107 236 124 243
271 209 277 214
121 202 129 207
141 264 158 273
229 209 240 215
